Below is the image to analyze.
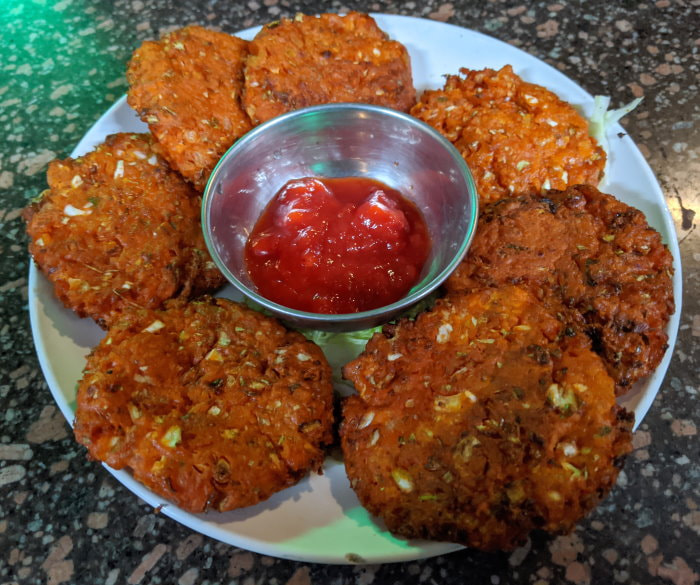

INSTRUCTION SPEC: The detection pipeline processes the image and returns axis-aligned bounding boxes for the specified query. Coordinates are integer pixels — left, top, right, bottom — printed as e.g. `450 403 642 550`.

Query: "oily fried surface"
446 184 675 391
23 133 224 328
74 297 334 513
411 66 606 204
243 12 415 124
341 286 633 551
127 26 252 191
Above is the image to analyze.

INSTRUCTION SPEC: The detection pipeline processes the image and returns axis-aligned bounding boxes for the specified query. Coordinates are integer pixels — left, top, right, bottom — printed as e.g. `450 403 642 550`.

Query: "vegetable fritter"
243 12 415 124
23 133 224 328
74 297 334 513
341 286 633 551
127 26 252 191
446 184 675 391
411 65 606 204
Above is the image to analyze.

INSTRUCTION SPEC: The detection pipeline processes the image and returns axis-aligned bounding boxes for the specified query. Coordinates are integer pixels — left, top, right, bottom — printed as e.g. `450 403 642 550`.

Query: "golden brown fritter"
410 66 606 204
23 133 224 328
341 286 633 551
74 297 334 513
243 12 416 124
446 184 675 391
127 26 252 191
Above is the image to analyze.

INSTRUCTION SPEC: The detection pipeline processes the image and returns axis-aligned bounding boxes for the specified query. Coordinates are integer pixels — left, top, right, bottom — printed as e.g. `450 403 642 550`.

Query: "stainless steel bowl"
202 103 478 331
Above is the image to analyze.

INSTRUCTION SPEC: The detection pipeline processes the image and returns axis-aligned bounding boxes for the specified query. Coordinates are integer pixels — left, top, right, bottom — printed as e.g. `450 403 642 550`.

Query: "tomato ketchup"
245 177 431 314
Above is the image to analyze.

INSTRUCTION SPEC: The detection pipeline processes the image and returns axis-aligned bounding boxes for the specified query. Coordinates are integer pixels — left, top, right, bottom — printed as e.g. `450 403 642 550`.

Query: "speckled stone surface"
1 0 698 583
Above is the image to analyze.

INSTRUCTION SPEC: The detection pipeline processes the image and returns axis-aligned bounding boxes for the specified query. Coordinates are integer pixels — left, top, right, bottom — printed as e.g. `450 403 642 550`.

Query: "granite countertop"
1 1 698 583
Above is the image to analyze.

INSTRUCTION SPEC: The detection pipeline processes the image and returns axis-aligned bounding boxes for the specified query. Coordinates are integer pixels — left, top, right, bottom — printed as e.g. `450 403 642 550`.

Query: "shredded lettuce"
243 291 440 393
398 291 438 321
588 95 643 169
298 292 439 391
242 296 380 392
297 326 382 350
243 296 275 317
298 327 382 394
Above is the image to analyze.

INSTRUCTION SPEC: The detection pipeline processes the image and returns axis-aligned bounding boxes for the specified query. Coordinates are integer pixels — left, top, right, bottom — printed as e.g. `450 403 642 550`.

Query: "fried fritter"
446 184 675 391
74 297 334 513
127 26 252 191
24 133 224 328
410 65 606 204
243 12 415 124
341 286 633 551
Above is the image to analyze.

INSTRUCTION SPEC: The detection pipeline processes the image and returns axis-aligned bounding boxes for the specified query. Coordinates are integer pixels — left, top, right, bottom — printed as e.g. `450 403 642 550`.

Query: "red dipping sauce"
245 177 431 314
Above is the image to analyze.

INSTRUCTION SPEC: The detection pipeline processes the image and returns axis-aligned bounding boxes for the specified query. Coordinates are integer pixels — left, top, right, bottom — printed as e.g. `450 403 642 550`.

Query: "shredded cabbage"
244 292 439 393
297 327 382 394
243 296 275 317
398 292 438 321
588 95 643 166
298 292 439 390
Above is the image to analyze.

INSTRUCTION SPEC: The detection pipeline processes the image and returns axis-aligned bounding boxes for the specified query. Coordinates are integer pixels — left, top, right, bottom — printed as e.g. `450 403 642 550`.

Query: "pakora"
411 65 606 204
127 26 252 191
341 286 633 551
243 12 415 124
24 133 224 328
74 297 335 513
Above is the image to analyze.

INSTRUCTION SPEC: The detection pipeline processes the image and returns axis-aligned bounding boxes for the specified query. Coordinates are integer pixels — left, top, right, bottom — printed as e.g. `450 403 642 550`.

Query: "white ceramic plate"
28 14 682 564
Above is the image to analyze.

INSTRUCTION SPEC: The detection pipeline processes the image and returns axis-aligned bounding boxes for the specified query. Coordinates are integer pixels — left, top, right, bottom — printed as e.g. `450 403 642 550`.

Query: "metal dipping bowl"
202 103 478 332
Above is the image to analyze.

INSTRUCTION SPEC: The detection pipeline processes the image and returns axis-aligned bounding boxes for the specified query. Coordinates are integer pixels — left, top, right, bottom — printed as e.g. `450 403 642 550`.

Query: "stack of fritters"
338 58 674 551
24 133 224 328
340 183 673 548
74 298 334 513
342 286 633 550
126 13 415 188
446 184 675 391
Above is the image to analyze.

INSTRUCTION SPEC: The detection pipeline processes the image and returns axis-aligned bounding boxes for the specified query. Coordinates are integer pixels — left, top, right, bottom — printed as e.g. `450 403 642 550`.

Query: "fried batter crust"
74 297 334 513
23 133 224 328
127 26 252 191
243 12 415 124
446 185 675 391
410 66 606 204
341 286 633 551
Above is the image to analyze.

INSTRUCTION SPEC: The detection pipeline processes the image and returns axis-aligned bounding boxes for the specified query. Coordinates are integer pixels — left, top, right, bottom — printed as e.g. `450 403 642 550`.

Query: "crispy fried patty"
127 26 252 191
243 12 415 124
446 184 675 391
341 286 633 551
74 297 334 513
23 133 224 328
411 66 606 204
